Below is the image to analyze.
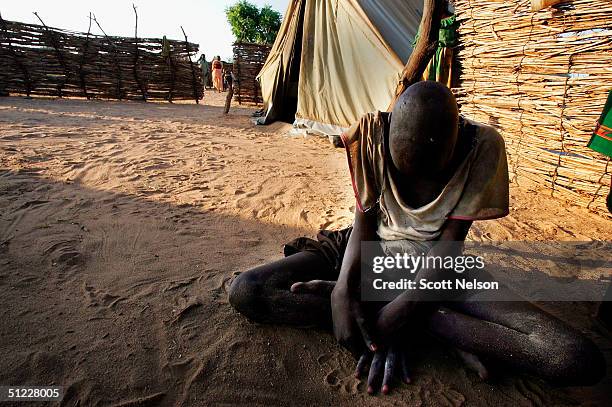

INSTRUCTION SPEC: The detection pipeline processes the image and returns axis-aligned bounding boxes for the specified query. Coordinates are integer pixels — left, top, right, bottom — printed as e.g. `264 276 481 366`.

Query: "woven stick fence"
454 0 612 215
233 42 271 104
0 16 203 102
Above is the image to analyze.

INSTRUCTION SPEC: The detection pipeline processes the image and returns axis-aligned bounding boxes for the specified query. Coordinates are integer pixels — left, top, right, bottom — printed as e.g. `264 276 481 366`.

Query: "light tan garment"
341 111 509 241
213 68 223 92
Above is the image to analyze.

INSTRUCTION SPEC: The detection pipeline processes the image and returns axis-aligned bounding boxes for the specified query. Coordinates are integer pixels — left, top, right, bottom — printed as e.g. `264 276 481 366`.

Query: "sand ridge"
0 93 610 406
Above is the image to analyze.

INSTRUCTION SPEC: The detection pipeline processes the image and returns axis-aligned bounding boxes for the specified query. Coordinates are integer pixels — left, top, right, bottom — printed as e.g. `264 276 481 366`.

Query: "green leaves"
257 5 282 44
226 1 282 44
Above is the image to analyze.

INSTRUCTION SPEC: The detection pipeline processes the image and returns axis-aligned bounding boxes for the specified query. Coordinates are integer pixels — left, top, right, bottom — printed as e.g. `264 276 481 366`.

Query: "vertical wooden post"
224 74 234 114
34 12 70 98
181 26 200 104
235 44 242 105
93 15 124 100
78 12 93 99
387 0 444 110
132 4 147 101
167 52 176 103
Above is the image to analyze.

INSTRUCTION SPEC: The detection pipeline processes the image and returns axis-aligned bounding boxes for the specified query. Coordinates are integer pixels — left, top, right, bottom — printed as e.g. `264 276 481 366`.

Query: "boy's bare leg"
229 251 336 327
230 263 605 385
595 284 612 333
428 292 605 385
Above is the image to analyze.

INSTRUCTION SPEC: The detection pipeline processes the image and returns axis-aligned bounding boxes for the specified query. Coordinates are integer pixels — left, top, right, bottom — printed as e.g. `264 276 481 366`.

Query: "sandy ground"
0 91 611 406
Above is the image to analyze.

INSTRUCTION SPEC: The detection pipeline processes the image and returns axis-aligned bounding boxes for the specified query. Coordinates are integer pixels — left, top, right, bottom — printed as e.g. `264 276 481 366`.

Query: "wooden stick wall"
0 17 203 102
454 0 612 215
233 42 271 105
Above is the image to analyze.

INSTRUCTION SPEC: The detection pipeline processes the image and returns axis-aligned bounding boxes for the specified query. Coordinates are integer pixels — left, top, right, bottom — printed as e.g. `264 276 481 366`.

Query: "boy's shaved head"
389 81 459 177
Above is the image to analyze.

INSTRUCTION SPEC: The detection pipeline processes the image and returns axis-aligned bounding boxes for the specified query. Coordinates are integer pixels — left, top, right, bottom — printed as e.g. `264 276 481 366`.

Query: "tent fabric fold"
257 0 423 135
257 0 306 125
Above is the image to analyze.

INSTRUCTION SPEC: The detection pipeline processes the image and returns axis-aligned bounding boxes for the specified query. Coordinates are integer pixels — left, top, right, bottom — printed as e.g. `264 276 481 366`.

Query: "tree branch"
388 0 444 110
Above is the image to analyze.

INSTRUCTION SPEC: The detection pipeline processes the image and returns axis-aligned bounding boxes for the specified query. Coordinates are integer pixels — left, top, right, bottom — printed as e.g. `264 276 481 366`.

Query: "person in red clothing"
211 56 223 93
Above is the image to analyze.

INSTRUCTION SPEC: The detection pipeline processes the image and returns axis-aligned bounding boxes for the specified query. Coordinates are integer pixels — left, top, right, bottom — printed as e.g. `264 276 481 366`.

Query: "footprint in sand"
515 377 548 406
317 352 361 395
325 370 341 387
82 284 124 308
42 238 82 269
317 353 333 366
170 296 203 324
415 376 466 407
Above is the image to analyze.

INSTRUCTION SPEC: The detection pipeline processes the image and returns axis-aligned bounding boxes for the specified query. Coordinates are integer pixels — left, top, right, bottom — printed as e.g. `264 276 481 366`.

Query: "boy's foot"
456 348 489 380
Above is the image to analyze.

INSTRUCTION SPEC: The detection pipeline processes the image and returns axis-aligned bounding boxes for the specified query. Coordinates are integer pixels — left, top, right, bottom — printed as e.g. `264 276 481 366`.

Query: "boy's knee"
228 271 265 321
543 334 606 386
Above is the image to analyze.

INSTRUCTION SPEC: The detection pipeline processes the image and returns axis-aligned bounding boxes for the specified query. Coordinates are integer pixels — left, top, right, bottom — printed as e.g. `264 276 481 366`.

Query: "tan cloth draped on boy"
341 111 510 241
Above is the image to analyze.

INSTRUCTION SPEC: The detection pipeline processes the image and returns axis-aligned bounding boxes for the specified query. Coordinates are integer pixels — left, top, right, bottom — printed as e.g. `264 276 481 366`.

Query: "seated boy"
229 82 605 394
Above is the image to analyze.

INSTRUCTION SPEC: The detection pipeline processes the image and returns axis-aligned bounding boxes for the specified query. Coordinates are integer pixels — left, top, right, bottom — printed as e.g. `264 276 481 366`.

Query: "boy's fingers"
354 309 377 351
290 280 336 295
400 350 411 384
355 351 372 378
382 348 398 395
367 350 385 394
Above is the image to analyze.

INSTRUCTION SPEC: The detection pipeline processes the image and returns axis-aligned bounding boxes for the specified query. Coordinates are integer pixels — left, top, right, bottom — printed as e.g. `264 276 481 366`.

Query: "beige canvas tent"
256 0 424 135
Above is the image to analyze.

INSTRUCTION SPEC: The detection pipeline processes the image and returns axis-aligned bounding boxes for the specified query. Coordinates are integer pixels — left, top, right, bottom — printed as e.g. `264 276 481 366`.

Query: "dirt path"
0 93 610 406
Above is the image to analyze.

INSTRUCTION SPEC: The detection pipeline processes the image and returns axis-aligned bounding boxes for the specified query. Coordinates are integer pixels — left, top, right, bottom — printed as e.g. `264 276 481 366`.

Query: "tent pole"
388 0 444 110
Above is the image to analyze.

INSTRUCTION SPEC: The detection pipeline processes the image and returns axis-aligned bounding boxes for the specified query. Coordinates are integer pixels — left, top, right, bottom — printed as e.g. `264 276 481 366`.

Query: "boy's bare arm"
331 207 379 354
338 208 378 288
374 219 473 339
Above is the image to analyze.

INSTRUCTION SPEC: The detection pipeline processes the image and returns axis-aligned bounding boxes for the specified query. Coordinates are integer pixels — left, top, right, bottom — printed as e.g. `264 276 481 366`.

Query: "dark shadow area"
259 0 306 125
278 0 306 123
0 168 318 406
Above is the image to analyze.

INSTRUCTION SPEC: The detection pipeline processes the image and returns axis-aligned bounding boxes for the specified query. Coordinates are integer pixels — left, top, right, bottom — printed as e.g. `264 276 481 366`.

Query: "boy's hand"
290 280 336 297
355 345 411 395
290 278 377 356
331 282 377 357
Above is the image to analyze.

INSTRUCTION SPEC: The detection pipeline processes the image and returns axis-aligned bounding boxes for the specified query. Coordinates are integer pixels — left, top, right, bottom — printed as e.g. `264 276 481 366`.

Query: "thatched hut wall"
0 18 203 102
454 0 612 214
233 42 271 104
